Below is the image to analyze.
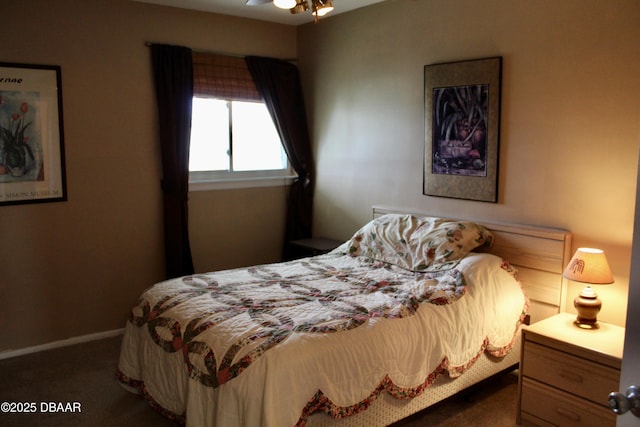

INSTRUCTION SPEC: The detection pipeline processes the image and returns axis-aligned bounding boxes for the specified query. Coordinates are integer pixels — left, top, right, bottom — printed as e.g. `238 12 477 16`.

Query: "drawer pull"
558 369 584 383
555 406 581 421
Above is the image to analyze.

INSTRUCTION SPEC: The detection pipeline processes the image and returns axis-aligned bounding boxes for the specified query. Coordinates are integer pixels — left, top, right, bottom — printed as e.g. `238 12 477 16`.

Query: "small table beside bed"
116 206 572 426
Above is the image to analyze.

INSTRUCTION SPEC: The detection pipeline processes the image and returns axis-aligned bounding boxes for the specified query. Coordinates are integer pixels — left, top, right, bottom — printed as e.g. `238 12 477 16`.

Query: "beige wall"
0 0 294 352
189 186 288 272
3 0 638 352
298 0 640 326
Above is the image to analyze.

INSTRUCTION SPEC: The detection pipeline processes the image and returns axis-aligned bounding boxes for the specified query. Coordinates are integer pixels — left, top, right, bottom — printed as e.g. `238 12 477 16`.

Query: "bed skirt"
307 332 521 426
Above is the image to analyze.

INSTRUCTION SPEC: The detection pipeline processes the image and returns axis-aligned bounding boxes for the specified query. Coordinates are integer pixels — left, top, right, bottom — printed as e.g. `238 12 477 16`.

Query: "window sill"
189 175 297 191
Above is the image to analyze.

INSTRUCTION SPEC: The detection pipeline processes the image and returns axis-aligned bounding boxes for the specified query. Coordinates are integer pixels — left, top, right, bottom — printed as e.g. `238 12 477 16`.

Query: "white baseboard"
0 328 125 361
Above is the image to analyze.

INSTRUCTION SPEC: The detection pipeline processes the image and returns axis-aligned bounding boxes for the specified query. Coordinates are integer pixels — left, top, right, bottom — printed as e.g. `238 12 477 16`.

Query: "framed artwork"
423 57 502 202
0 62 66 206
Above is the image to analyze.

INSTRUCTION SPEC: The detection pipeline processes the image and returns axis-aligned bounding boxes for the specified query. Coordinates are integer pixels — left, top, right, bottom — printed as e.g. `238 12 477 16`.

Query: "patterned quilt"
117 215 527 426
127 254 466 388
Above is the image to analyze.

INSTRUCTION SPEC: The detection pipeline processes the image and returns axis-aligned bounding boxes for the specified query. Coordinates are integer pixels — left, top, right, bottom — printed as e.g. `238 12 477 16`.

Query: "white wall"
298 0 640 326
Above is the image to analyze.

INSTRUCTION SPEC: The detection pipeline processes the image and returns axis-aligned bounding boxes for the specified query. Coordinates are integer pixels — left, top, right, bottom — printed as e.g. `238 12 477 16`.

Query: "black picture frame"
0 62 67 206
423 57 502 202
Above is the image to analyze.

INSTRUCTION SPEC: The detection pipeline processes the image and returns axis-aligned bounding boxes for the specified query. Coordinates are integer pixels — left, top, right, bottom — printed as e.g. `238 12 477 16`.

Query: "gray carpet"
393 371 519 427
0 336 518 426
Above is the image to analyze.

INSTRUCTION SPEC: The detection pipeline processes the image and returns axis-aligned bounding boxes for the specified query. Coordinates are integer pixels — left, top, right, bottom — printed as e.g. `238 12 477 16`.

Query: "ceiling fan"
246 0 334 22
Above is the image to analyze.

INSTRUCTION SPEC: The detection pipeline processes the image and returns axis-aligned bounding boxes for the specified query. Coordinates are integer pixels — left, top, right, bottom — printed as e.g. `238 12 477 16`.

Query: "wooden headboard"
372 206 572 324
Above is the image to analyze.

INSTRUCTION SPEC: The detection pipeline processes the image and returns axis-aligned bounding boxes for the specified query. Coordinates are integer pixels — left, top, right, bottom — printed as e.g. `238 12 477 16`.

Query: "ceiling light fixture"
290 0 310 14
246 0 333 22
274 0 297 9
311 0 333 17
284 0 333 22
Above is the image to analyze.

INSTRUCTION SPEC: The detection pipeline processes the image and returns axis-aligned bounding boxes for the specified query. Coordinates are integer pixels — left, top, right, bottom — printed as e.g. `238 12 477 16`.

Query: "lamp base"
573 285 602 329
573 319 600 329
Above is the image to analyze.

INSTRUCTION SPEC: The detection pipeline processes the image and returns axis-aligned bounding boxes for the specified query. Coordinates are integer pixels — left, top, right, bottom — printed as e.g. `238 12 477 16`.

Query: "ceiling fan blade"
246 0 272 5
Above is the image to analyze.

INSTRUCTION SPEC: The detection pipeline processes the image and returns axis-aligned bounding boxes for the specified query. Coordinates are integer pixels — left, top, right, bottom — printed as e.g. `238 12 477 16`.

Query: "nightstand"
517 312 624 427
286 237 343 260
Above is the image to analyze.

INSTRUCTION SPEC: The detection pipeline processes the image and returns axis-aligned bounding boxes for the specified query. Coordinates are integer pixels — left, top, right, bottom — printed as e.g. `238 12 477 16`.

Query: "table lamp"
562 248 614 329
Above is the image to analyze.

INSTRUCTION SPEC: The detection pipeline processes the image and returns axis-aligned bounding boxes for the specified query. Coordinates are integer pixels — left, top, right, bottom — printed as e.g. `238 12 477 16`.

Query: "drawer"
521 378 616 427
522 341 619 406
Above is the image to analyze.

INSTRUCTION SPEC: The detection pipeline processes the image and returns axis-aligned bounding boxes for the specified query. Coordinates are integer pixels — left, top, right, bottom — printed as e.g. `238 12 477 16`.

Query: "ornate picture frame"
0 62 67 206
423 57 502 202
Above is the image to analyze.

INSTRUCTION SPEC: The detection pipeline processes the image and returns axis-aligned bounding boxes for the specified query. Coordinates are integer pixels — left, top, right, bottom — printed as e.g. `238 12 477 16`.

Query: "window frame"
189 169 298 191
188 97 297 191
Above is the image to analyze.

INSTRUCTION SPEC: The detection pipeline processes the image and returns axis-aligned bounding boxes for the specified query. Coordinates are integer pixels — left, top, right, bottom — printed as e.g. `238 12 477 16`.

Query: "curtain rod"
144 42 297 63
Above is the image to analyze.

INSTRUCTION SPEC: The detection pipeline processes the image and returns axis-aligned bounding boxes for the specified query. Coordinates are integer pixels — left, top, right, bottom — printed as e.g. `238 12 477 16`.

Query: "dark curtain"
246 56 315 259
151 44 195 278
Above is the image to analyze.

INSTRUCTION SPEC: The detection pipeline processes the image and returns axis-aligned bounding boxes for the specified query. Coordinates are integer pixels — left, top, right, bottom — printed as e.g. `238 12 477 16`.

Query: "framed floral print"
0 62 67 206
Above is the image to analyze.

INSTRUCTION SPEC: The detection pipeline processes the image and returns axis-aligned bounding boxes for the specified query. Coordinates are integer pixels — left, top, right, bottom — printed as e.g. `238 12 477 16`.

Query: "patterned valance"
192 52 261 102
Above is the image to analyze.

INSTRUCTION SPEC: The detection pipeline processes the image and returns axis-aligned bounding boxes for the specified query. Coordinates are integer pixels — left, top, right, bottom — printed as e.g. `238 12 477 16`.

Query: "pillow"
347 214 493 272
347 214 423 270
411 217 494 269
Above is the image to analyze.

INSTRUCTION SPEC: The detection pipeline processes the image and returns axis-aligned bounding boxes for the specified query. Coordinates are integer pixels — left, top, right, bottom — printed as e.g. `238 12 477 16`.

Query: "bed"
116 206 571 426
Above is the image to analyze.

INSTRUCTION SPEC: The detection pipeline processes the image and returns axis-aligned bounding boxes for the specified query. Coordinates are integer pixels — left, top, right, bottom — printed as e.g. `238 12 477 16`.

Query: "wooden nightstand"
286 237 343 260
517 312 625 426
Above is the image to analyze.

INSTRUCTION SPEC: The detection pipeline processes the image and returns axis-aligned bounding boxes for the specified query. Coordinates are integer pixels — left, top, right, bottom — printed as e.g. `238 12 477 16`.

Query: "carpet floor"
0 336 519 426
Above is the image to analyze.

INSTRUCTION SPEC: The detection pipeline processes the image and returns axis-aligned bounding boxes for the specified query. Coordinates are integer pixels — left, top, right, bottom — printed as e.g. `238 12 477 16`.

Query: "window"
189 98 294 189
189 53 295 190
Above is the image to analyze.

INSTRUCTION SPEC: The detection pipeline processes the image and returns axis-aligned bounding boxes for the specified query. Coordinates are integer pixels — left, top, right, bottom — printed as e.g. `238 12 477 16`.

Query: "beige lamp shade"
562 248 614 284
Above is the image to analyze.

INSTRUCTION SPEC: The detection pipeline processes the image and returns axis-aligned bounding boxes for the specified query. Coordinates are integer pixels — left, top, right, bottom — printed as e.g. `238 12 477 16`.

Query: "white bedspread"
117 251 526 426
